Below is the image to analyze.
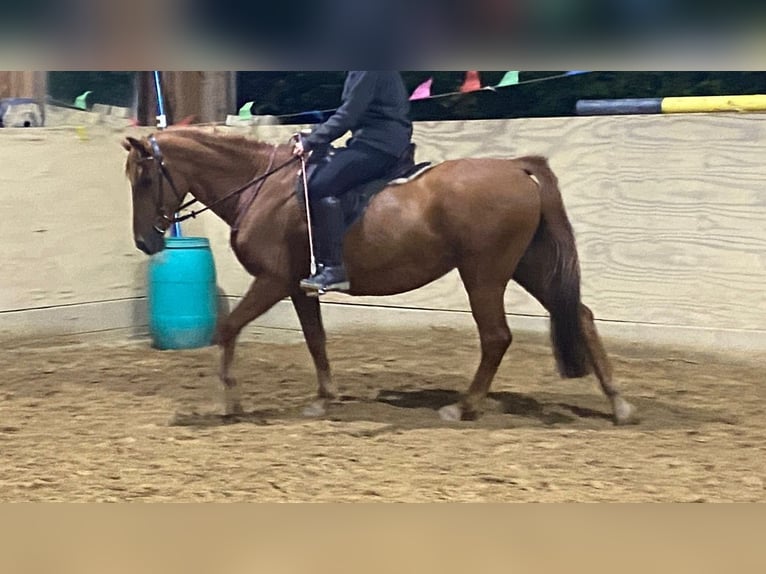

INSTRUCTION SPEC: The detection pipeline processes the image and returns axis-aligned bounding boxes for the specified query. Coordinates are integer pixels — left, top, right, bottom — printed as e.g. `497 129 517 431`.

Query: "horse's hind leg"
439 282 511 422
290 291 336 417
579 304 637 424
215 276 289 415
513 246 638 425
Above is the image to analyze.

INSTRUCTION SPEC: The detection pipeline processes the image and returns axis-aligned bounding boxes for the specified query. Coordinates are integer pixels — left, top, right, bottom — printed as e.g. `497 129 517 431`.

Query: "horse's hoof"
613 397 639 426
302 400 327 417
439 403 463 422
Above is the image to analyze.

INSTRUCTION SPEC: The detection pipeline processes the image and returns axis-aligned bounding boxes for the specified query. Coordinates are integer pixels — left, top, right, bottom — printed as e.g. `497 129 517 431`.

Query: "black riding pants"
308 143 399 201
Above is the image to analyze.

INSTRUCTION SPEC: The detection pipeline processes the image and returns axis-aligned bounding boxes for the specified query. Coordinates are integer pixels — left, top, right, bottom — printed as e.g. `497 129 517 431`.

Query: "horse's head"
123 135 185 255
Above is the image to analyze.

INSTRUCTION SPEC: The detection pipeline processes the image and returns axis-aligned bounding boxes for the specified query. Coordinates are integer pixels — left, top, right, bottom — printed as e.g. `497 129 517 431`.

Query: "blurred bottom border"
0 504 763 573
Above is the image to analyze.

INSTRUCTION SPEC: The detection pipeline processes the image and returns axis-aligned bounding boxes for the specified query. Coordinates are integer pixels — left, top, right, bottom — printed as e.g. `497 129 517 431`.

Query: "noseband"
144 136 187 234
140 135 298 236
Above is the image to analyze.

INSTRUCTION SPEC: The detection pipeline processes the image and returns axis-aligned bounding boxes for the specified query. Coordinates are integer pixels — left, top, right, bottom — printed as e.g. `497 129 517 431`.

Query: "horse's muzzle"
135 232 164 255
135 238 152 255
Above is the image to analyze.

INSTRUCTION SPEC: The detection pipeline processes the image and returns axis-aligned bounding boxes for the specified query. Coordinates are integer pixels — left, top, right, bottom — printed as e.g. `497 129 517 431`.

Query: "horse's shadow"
170 408 278 428
374 388 612 425
169 387 615 429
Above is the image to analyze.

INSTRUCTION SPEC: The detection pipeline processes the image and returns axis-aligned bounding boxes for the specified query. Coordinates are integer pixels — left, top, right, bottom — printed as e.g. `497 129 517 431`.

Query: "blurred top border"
1 0 765 71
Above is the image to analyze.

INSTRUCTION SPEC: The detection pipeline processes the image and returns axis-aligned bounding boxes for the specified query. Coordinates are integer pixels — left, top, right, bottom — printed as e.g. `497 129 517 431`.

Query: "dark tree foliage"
47 72 136 108
45 71 766 121
237 71 766 123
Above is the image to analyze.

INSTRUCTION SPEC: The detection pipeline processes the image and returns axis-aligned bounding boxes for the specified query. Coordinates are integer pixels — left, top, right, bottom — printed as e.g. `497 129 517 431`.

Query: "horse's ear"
123 136 150 156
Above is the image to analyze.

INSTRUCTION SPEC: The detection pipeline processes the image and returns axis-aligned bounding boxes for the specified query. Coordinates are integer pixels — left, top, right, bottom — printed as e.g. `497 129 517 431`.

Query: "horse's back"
376 156 542 234
342 156 543 295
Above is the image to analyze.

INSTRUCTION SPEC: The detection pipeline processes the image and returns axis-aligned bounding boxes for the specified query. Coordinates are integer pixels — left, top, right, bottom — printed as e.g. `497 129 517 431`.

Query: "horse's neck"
166 133 276 227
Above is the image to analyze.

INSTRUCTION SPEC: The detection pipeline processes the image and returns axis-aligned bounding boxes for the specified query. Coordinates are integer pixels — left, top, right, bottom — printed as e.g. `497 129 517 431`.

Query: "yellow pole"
661 95 766 113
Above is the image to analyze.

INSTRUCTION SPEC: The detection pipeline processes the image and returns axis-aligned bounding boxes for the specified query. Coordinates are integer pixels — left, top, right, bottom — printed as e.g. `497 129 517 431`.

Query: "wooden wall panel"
1 113 764 349
248 113 766 335
0 128 145 313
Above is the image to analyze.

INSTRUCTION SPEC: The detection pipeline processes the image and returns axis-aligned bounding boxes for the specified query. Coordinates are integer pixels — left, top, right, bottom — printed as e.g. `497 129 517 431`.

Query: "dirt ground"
1 326 764 502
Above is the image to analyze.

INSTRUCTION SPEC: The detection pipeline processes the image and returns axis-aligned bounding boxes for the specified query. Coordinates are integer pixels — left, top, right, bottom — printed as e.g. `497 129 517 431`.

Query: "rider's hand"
292 140 306 157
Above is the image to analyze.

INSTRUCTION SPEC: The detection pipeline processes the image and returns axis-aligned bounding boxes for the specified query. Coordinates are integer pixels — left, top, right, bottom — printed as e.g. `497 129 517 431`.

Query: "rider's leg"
300 196 350 292
302 144 398 292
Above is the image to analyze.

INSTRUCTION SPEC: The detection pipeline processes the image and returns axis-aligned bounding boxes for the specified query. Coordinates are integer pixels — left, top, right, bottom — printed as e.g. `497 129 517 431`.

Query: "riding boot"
300 196 350 293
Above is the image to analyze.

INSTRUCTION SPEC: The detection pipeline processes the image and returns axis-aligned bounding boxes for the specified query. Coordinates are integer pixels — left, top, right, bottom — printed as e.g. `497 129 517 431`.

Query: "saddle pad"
296 161 434 232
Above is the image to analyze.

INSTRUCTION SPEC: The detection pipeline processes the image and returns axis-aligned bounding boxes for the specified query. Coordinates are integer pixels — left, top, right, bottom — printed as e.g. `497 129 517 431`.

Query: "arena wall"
1 114 765 352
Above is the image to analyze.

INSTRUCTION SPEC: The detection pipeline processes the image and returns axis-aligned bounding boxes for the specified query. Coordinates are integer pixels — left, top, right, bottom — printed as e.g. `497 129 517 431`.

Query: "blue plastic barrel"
147 237 218 350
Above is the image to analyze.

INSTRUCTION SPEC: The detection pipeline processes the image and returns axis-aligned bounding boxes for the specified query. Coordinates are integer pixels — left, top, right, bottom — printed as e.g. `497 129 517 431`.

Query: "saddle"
296 143 432 231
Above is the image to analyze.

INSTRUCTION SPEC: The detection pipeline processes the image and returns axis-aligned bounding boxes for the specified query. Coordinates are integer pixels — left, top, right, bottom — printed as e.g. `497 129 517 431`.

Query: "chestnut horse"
123 128 636 425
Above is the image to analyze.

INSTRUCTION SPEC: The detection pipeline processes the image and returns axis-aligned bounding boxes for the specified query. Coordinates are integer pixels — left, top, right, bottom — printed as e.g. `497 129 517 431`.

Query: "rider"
293 71 413 293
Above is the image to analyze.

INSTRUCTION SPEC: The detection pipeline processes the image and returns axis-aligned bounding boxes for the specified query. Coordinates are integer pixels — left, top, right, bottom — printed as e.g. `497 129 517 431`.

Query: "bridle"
139 135 300 235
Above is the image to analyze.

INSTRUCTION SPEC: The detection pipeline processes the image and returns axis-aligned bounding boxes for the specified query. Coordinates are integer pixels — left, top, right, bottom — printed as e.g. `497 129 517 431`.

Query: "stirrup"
300 268 350 294
301 283 350 296
300 278 350 294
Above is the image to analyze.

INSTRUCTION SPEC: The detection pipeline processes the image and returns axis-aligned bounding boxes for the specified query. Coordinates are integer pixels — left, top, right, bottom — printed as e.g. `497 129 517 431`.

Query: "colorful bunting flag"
410 77 433 100
460 71 482 93
497 71 519 87
239 101 254 118
74 91 92 110
377 71 586 106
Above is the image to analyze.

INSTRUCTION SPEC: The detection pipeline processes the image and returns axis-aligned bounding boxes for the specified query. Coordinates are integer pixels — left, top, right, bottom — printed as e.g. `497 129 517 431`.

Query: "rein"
146 135 298 228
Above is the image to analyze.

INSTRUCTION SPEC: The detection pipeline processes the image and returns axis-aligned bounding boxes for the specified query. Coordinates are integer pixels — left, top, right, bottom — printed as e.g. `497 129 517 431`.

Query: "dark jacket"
303 71 413 158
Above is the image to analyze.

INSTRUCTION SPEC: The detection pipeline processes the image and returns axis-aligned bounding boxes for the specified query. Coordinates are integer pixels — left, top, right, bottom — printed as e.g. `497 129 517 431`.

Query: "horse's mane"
125 127 284 187
158 127 279 160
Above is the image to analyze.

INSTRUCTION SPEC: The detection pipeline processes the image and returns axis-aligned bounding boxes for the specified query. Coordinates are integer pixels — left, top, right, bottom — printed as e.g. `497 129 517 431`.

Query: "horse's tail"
517 156 590 378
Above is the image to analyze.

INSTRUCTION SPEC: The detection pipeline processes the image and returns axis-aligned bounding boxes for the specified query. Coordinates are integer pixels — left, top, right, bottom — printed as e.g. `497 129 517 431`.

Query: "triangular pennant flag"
460 71 481 93
497 71 519 87
239 101 254 118
410 77 433 100
74 90 92 110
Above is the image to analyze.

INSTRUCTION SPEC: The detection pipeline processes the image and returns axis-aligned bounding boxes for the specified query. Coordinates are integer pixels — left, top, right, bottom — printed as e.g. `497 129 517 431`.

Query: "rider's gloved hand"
292 130 313 157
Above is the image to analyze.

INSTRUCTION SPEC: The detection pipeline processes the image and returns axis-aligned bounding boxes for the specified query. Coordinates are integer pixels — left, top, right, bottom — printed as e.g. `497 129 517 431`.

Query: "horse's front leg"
290 291 336 416
215 276 289 415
